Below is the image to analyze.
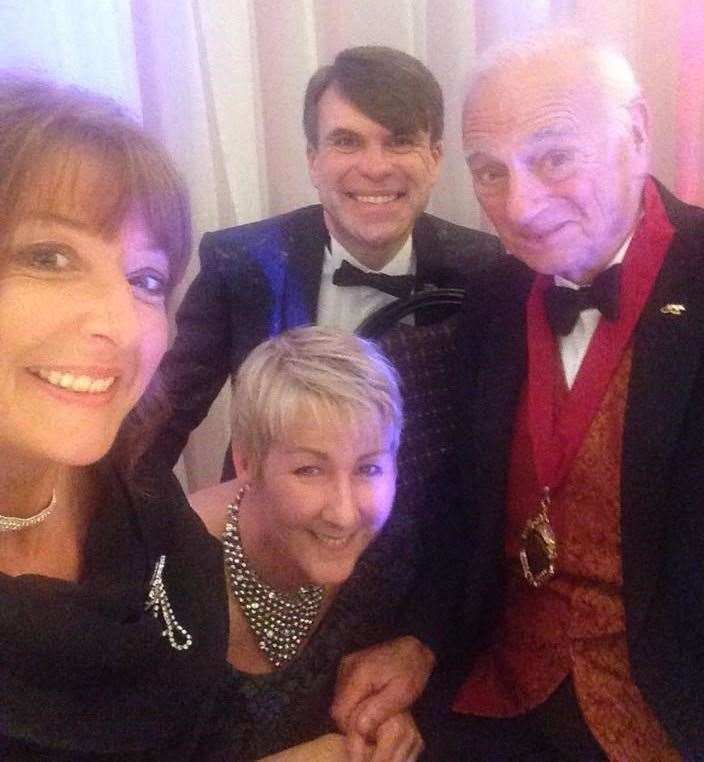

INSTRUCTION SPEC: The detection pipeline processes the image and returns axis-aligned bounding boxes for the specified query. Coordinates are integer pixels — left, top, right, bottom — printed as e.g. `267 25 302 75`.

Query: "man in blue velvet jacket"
152 45 501 468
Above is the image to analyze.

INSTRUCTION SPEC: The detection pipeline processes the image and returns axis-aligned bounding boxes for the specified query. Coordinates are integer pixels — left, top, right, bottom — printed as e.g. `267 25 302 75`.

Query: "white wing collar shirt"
555 234 632 388
317 234 415 331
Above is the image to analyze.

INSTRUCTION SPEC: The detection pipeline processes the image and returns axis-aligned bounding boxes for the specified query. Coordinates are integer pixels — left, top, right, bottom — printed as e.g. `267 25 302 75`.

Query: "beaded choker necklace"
222 486 324 667
0 489 57 533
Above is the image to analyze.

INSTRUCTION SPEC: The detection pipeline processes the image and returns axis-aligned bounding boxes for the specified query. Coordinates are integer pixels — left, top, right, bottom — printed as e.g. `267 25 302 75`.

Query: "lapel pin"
660 304 686 316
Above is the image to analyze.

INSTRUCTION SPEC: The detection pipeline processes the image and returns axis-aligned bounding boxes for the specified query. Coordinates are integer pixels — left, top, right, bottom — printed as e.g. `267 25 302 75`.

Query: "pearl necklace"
222 486 324 668
0 490 57 533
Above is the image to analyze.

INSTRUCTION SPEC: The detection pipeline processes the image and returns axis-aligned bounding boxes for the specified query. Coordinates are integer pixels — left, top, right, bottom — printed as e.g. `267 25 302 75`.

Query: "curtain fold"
675 0 704 206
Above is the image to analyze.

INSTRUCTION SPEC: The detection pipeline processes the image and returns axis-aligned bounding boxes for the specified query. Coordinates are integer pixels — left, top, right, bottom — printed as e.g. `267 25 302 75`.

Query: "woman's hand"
347 711 424 762
257 712 424 762
332 636 435 738
259 732 355 761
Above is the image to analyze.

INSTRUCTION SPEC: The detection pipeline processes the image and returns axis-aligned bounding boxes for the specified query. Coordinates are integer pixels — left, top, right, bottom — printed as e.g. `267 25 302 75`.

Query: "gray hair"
464 30 642 125
231 327 403 478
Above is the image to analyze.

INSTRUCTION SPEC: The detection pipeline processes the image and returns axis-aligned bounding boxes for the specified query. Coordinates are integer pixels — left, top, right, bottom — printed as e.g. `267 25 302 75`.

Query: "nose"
504 165 549 227
320 477 360 531
80 274 140 350
356 141 394 180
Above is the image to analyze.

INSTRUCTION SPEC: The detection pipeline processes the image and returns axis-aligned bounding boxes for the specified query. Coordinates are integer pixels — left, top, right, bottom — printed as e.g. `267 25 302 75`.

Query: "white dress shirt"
316 235 415 331
556 235 632 388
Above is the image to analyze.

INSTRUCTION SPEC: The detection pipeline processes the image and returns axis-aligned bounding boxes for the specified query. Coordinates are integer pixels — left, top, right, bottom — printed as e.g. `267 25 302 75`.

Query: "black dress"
0 460 229 760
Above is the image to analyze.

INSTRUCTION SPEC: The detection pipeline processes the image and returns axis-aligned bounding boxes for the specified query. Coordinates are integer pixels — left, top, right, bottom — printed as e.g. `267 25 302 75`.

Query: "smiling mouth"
519 222 571 243
311 532 354 549
31 368 117 394
347 192 403 204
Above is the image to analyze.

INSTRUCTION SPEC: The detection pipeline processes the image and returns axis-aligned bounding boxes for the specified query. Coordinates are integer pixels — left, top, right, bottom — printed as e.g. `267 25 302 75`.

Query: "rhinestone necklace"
0 489 57 533
222 485 324 668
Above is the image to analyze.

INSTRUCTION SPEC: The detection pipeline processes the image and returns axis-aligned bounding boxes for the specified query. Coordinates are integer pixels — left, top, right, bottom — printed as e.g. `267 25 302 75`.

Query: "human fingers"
332 638 435 736
333 650 380 732
345 729 375 762
368 712 424 762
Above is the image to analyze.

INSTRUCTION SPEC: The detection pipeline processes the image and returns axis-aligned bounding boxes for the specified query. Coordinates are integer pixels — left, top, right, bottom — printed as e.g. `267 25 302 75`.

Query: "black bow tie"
544 264 622 336
332 259 415 299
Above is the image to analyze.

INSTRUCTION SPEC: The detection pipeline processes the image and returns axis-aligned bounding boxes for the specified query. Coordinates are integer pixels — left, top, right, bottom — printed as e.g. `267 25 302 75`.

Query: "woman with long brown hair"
0 74 227 760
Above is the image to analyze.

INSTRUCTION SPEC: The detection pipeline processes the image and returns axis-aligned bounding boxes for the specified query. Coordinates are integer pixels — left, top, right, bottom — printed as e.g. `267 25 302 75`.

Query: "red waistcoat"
454 348 679 760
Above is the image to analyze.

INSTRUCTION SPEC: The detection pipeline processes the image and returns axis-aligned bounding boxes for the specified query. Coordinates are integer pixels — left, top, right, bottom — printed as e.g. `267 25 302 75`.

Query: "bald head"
461 32 650 284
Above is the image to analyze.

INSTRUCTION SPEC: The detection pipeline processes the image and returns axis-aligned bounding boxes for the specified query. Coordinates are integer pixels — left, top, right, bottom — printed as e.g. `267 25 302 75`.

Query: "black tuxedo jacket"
153 204 501 468
450 180 704 755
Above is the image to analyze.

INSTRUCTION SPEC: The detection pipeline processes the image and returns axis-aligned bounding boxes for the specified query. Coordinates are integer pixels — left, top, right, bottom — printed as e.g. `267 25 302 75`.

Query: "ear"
627 98 649 157
307 143 321 189
429 140 443 183
232 443 255 484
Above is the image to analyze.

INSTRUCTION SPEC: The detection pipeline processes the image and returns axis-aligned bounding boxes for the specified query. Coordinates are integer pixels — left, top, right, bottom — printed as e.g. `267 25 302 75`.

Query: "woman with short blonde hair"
192 327 425 761
230 326 403 477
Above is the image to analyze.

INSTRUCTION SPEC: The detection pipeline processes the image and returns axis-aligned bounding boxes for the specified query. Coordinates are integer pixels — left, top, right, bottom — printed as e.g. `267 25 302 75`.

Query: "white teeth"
89 378 112 393
73 376 92 392
314 534 350 548
354 194 398 204
35 369 116 394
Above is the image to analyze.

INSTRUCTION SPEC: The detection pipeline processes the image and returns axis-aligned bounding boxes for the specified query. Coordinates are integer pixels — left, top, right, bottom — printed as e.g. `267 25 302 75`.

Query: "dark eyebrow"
324 127 359 140
464 150 498 164
390 128 421 138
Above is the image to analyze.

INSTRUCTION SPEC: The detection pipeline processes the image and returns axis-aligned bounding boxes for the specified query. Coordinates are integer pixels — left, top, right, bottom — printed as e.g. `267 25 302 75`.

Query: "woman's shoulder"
189 479 238 537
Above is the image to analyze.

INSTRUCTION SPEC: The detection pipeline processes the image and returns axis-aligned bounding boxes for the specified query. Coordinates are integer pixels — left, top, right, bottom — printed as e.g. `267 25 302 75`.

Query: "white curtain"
3 0 702 490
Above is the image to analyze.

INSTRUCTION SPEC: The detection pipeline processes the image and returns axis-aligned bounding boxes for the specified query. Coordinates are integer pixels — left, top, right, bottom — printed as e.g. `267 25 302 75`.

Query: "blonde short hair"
0 73 191 292
231 327 403 477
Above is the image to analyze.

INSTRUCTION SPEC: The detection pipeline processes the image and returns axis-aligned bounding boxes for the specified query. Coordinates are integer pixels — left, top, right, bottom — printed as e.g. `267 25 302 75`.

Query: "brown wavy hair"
0 73 192 475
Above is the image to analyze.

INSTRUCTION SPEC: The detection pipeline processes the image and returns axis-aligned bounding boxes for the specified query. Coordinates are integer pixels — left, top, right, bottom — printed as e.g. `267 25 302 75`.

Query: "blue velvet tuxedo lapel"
279 205 328 327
